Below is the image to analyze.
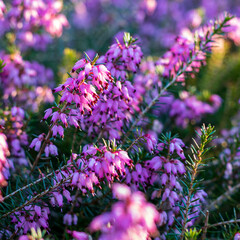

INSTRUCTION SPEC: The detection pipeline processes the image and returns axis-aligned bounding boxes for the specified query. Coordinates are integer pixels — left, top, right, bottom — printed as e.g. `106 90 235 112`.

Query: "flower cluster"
49 143 133 206
29 56 114 158
124 137 186 231
30 133 58 157
80 35 143 140
156 33 206 83
83 80 139 140
2 107 29 166
54 57 113 112
98 33 143 79
216 108 240 180
89 183 160 240
2 0 68 51
169 92 222 128
0 52 54 112
0 131 9 201
11 201 50 234
0 0 5 19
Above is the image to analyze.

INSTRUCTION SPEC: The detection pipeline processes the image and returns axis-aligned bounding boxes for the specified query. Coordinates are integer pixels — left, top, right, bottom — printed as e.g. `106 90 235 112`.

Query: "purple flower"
68 231 90 240
90 184 160 240
11 201 50 234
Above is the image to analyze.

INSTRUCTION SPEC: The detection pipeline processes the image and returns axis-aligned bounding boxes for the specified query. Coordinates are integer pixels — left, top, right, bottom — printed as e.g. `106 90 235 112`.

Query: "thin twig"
31 103 68 172
0 165 86 220
207 219 240 229
122 15 232 144
71 128 78 153
9 227 21 240
0 173 73 220
179 154 202 240
122 57 195 143
207 182 240 211
126 135 144 151
201 210 209 240
95 128 105 144
2 162 73 202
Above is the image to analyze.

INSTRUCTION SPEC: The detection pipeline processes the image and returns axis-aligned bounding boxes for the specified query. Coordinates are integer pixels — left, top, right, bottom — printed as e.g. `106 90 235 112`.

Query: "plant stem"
180 124 214 240
71 128 78 152
0 175 72 220
123 56 196 143
122 16 232 144
207 219 240 228
0 165 86 220
31 103 68 172
201 210 209 240
207 182 240 211
179 156 202 240
2 162 73 202
126 135 144 151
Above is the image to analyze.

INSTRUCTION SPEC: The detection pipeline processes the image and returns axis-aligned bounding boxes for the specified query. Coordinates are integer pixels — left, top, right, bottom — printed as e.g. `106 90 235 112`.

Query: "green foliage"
178 124 216 240
185 228 202 240
59 48 80 85
0 59 5 72
26 228 50 240
123 32 138 46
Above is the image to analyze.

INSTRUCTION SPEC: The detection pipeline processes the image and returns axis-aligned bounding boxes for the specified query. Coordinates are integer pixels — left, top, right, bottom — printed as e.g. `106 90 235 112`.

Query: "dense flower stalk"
30 55 113 170
98 32 143 79
81 33 142 139
49 142 133 209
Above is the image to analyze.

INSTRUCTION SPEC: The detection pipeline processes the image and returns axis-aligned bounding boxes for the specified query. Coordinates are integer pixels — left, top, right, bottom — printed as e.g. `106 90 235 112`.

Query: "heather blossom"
54 56 113 113
63 213 78 226
29 55 113 158
123 135 206 236
169 91 222 128
0 52 54 112
11 201 50 234
0 131 9 201
0 8 236 240
45 142 134 211
82 79 139 140
29 133 58 157
98 33 143 80
81 34 143 140
67 230 90 240
156 33 206 83
2 107 29 166
234 232 240 240
89 183 160 240
2 0 69 51
0 0 5 19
